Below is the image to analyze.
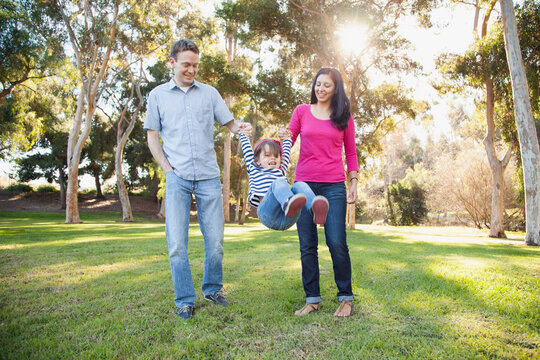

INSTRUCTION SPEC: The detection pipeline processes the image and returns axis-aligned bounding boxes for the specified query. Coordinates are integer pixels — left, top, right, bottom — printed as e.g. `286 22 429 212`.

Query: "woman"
287 68 358 317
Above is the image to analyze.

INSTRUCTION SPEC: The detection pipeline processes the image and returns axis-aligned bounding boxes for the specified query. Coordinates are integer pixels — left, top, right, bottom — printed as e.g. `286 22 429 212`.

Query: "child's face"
256 144 281 169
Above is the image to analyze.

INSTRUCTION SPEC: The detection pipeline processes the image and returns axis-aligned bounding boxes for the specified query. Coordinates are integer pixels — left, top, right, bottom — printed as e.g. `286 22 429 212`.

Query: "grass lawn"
1 211 539 359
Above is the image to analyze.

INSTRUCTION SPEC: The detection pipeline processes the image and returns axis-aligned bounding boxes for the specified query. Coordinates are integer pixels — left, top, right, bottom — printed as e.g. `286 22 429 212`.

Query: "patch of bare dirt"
0 190 160 215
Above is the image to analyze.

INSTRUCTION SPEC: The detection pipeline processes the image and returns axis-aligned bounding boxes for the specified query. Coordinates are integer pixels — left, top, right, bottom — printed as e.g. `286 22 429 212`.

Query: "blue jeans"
257 179 315 231
165 172 224 308
296 182 354 303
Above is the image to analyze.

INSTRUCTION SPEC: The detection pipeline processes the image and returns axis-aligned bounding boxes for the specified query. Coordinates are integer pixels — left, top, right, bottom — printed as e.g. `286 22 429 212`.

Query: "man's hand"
147 130 174 174
237 122 252 137
227 119 252 137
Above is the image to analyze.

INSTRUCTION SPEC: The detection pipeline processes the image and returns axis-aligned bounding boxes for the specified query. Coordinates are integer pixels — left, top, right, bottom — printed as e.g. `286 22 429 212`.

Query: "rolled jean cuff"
338 295 354 302
305 296 322 304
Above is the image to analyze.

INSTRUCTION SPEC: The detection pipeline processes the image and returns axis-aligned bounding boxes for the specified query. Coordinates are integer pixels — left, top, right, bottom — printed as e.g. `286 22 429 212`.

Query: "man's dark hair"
170 39 199 60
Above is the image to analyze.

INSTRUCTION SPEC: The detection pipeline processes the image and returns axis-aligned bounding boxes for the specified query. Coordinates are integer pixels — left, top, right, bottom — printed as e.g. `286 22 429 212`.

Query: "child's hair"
310 68 351 130
254 139 282 164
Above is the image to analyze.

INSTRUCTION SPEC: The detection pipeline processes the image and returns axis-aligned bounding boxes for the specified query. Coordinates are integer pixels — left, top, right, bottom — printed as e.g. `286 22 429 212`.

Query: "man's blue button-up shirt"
144 79 233 181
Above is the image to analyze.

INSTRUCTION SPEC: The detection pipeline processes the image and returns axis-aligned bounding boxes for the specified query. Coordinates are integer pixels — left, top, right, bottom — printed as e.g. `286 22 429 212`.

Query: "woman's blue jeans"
257 178 315 231
296 181 354 303
165 172 224 308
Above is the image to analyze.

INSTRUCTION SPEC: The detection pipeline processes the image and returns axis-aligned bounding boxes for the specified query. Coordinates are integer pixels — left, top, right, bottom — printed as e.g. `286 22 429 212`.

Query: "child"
238 132 329 231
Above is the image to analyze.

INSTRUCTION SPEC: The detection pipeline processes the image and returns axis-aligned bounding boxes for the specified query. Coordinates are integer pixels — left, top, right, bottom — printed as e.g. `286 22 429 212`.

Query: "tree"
499 0 540 245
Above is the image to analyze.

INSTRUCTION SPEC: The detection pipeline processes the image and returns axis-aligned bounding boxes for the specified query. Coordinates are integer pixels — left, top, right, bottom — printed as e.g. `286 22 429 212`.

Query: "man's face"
170 50 199 87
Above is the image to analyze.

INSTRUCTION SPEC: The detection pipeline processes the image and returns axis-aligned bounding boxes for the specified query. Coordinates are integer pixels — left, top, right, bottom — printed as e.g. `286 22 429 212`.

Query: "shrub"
386 181 427 226
37 185 58 193
7 183 34 193
81 189 97 195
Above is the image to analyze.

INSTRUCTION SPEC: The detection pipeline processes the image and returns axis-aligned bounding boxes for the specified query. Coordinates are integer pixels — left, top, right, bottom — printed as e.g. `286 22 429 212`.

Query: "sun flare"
337 23 370 56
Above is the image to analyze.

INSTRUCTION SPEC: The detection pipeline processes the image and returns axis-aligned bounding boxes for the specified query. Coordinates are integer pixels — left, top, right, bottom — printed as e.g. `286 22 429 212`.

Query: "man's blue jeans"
257 178 315 231
296 181 354 303
165 172 224 308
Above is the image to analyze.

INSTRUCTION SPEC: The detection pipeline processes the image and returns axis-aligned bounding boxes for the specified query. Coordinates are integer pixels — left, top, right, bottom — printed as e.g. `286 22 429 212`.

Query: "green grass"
1 211 539 359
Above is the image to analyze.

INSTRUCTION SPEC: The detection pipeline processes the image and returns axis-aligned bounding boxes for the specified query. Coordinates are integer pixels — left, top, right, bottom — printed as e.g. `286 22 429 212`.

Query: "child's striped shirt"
239 134 293 207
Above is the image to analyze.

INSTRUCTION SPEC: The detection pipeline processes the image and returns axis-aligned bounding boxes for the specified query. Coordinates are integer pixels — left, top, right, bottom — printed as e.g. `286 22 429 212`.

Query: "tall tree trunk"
94 167 103 199
59 167 66 210
116 152 133 222
222 32 236 223
500 0 540 246
223 98 232 222
115 64 143 222
483 78 513 238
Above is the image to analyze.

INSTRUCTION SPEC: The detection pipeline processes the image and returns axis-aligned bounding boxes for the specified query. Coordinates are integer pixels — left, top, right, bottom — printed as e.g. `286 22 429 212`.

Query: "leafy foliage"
6 183 33 193
386 180 427 226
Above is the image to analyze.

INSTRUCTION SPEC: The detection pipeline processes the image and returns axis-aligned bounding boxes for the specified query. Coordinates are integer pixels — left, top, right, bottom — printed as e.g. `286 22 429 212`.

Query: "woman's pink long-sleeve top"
289 104 359 183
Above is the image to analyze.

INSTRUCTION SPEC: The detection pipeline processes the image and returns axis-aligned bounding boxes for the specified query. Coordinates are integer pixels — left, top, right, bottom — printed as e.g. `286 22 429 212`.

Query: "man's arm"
147 129 173 174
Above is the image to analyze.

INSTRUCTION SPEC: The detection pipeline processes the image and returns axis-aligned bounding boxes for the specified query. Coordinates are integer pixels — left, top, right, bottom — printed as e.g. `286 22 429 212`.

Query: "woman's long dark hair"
310 68 351 130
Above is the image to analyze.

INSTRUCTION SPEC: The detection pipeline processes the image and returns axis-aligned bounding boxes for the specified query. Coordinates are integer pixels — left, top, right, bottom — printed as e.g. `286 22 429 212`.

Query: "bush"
7 183 34 193
386 181 427 226
37 185 58 193
81 189 97 195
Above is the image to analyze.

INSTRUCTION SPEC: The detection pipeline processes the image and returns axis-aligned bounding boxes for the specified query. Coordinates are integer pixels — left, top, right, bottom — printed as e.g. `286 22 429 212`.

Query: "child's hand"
278 128 292 140
237 122 253 137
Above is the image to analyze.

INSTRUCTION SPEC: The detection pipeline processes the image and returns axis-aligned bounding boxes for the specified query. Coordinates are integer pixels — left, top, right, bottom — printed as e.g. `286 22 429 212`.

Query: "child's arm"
238 133 255 168
280 138 293 172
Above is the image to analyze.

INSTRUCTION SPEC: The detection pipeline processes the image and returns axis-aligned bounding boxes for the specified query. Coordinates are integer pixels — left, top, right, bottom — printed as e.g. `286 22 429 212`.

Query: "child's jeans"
257 178 315 230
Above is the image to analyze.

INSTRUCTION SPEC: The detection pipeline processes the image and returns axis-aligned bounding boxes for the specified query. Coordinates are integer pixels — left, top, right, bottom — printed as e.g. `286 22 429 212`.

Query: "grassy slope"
0 211 538 359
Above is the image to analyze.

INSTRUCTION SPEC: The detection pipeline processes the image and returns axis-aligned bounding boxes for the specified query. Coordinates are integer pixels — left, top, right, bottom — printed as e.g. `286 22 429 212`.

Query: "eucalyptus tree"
51 0 177 223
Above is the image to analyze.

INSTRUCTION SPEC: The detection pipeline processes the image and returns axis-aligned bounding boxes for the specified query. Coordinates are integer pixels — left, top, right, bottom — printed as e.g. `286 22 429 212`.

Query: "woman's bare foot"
333 300 353 317
294 302 321 316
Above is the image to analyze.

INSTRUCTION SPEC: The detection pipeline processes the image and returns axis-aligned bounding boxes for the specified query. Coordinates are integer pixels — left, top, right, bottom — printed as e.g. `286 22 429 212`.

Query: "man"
144 39 251 319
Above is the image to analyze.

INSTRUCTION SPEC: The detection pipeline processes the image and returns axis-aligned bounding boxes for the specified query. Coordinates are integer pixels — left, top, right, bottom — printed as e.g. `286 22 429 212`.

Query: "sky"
0 1 480 188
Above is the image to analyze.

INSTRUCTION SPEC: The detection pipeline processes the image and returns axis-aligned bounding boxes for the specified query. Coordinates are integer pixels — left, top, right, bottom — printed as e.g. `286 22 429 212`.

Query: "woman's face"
314 74 335 104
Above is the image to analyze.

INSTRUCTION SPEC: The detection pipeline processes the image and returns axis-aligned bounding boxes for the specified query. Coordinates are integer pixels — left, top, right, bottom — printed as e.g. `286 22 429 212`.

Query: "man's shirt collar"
168 78 200 90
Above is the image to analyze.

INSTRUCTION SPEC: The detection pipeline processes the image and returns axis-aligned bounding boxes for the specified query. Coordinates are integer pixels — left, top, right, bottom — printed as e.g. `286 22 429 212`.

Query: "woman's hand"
278 127 292 140
347 176 358 204
347 185 357 204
